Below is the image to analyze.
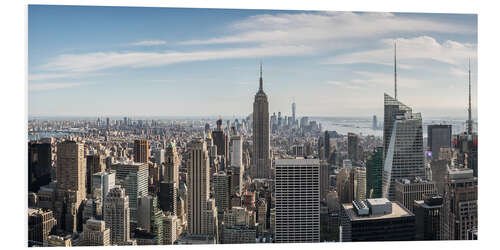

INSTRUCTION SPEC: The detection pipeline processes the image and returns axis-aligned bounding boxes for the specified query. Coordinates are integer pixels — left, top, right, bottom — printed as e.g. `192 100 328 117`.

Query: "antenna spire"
259 61 263 91
394 41 397 100
467 58 473 135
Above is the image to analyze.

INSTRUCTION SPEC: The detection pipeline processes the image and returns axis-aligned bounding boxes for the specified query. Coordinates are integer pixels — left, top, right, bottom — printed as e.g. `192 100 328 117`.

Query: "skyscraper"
159 181 177 215
395 178 437 212
187 138 210 235
275 159 320 243
414 194 443 240
366 147 383 199
252 63 271 179
55 140 86 233
324 130 331 162
320 160 330 201
164 141 180 185
28 208 56 246
103 186 132 245
134 139 150 163
28 142 52 193
292 99 296 125
213 171 232 215
230 134 244 195
427 125 452 161
349 167 367 201
382 94 426 201
441 168 477 240
347 132 359 162
111 162 149 228
86 153 106 195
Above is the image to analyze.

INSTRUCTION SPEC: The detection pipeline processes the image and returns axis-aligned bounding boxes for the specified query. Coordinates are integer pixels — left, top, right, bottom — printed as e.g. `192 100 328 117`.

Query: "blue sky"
28 5 477 118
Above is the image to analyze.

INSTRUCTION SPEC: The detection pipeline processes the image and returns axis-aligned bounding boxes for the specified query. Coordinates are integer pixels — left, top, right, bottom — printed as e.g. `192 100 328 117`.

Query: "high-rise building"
103 186 132 245
349 167 366 201
86 154 106 195
92 171 116 215
324 131 331 162
230 134 244 195
336 167 350 204
275 159 320 243
372 115 377 130
82 219 111 246
222 225 256 244
414 194 443 240
382 94 425 201
427 125 452 161
28 208 56 246
320 160 330 201
163 213 178 244
292 99 296 125
111 162 149 228
187 138 210 235
255 198 267 233
159 181 177 215
201 199 219 240
252 63 271 179
340 198 415 242
164 141 180 185
134 139 150 163
54 140 86 233
347 132 360 162
366 147 383 198
213 118 229 168
395 178 437 212
213 171 232 215
441 168 477 240
28 142 52 193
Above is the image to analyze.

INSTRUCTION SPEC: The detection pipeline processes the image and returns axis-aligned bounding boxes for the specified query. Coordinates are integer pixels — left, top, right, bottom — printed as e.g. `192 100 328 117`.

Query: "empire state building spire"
259 61 263 91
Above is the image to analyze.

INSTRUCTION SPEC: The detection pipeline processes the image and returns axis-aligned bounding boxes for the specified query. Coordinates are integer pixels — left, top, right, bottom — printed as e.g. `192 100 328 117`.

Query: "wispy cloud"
39 45 315 73
181 12 474 46
324 36 476 67
128 40 167 46
29 82 90 91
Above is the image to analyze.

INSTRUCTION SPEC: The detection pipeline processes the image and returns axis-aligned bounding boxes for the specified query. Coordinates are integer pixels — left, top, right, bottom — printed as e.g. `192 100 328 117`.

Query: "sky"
28 5 478 118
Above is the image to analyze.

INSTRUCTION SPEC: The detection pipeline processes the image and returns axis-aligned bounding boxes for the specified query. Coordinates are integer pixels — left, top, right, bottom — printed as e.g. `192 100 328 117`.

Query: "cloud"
29 82 89 91
181 12 474 46
40 45 315 73
324 36 476 67
128 40 167 46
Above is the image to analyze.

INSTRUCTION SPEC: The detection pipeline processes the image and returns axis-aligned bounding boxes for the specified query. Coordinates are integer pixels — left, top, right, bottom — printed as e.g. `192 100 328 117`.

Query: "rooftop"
343 200 413 221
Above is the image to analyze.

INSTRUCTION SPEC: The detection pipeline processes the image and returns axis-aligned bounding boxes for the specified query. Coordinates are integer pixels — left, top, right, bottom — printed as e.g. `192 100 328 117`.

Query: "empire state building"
252 63 271 179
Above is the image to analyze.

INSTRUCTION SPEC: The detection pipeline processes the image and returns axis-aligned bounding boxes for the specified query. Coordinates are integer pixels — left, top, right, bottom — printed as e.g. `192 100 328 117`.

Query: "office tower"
373 115 377 130
45 235 72 247
252 63 271 179
256 198 267 232
106 117 110 129
82 219 111 246
137 195 155 232
347 132 359 162
28 142 52 193
230 134 244 195
427 125 452 161
86 154 106 195
111 162 148 228
223 206 252 228
349 167 366 201
292 99 296 124
441 168 477 240
340 198 415 241
382 94 425 200
336 167 350 203
275 159 320 243
366 147 383 198
92 171 116 214
300 116 309 129
103 186 132 245
414 194 443 240
202 199 219 239
187 138 210 235
395 178 437 212
159 181 177 215
28 208 56 246
320 160 329 201
55 140 86 233
163 214 178 244
83 199 101 223
154 149 165 168
134 139 150 163
213 119 229 166
214 171 232 215
241 191 256 211
165 141 180 184
324 132 331 163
